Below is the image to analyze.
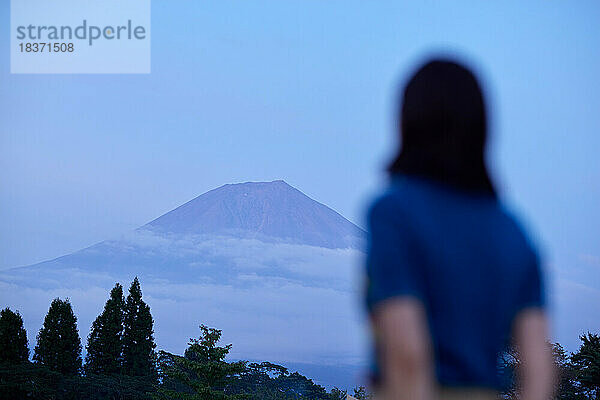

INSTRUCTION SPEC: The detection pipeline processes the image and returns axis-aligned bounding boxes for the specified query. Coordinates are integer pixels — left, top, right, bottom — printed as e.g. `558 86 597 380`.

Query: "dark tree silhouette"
551 343 586 400
156 325 248 399
0 308 29 365
33 298 82 375
85 283 126 375
352 386 373 400
122 277 157 382
329 387 347 400
571 333 600 399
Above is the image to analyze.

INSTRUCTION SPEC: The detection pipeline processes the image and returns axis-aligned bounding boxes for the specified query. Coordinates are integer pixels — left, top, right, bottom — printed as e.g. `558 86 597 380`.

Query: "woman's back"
366 175 543 389
365 59 553 399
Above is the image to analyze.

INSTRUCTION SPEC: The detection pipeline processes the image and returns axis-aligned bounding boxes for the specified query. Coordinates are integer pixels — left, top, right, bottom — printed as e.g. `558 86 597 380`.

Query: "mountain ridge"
143 180 364 249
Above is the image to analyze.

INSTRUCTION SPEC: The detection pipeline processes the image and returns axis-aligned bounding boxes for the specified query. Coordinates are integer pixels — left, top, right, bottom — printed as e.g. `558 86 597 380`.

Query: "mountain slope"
144 180 364 249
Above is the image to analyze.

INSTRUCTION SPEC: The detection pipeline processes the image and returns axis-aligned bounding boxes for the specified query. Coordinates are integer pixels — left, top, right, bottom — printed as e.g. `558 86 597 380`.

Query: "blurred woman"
365 59 554 400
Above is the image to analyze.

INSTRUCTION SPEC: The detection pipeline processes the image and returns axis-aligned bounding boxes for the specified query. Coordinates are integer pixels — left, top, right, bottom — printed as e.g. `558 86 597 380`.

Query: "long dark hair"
388 59 496 195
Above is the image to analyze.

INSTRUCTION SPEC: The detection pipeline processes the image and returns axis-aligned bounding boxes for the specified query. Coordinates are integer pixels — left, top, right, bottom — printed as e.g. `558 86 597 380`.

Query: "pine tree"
329 387 347 400
156 325 247 399
571 332 600 399
551 342 585 400
33 298 82 375
352 386 373 400
0 308 29 364
85 283 126 375
122 277 157 381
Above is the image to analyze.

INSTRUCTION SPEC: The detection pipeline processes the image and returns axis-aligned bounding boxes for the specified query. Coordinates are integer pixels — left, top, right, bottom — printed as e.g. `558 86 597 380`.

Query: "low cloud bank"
0 231 369 369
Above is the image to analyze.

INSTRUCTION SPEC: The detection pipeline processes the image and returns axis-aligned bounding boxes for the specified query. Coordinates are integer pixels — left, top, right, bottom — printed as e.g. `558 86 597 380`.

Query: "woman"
365 60 554 400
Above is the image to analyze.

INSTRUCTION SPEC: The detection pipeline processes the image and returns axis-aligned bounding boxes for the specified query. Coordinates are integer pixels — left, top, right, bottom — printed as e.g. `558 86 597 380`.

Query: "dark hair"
388 59 496 195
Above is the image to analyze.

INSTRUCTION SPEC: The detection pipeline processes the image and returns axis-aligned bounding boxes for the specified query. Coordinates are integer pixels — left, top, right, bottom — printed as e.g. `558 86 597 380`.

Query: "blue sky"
1 1 599 350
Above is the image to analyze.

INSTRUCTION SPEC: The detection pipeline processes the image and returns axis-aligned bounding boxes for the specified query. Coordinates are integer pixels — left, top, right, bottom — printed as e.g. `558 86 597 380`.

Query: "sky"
1 1 599 350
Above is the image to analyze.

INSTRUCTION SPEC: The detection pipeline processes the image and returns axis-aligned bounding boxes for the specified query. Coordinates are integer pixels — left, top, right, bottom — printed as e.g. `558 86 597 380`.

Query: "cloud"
0 231 370 367
6 229 597 366
144 279 368 364
0 275 368 366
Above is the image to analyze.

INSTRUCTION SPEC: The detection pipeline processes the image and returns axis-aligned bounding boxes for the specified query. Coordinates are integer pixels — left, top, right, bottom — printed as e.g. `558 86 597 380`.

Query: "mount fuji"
145 180 363 249
0 180 368 389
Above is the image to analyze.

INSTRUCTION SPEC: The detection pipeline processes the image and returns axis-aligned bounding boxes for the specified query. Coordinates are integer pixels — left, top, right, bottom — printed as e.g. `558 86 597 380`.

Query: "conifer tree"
352 386 373 400
571 332 600 398
0 308 29 364
33 298 82 375
329 387 347 400
156 325 247 399
122 277 157 381
551 343 583 400
85 283 126 375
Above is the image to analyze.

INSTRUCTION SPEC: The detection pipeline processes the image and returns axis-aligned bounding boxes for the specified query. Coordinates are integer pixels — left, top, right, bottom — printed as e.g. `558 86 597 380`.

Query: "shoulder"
367 177 420 224
368 192 399 222
494 204 541 266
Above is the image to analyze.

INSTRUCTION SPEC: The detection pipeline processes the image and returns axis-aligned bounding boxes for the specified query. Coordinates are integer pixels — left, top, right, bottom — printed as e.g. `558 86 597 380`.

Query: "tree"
64 373 157 400
0 361 62 400
85 283 126 375
33 298 82 375
231 361 331 400
0 308 29 364
498 344 521 399
329 387 347 400
551 342 586 400
234 362 290 399
122 277 157 381
571 333 600 399
352 386 373 400
276 372 329 399
156 325 247 399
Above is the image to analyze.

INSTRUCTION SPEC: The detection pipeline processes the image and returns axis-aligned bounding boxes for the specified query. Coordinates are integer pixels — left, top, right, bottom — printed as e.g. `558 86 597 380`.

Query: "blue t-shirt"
365 175 544 390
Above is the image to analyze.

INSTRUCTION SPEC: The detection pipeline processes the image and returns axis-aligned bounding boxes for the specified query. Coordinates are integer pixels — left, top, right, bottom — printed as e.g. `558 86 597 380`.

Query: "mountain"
0 180 367 389
144 180 364 249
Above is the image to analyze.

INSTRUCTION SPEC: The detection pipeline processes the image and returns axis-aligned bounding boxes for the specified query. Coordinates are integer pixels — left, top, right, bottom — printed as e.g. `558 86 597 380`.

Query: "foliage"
551 343 586 400
123 277 158 382
238 370 330 400
33 298 82 375
352 386 373 400
0 361 62 400
85 283 126 375
329 386 347 400
234 362 291 399
156 330 332 400
0 362 155 400
0 308 29 364
274 372 329 399
66 373 156 400
499 343 521 399
571 333 600 399
501 338 600 400
233 361 325 399
155 325 248 399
